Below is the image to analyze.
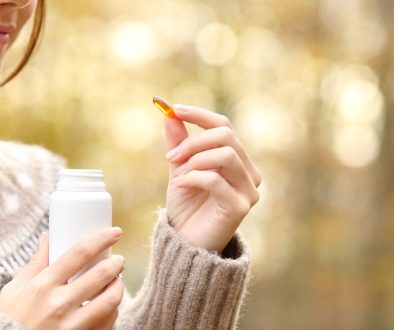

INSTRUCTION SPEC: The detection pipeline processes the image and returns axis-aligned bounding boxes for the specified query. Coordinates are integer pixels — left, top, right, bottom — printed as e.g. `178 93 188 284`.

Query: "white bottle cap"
56 169 106 192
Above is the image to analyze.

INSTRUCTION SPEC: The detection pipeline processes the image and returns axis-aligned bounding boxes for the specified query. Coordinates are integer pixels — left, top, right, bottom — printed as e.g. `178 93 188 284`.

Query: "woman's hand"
0 228 125 330
164 104 261 254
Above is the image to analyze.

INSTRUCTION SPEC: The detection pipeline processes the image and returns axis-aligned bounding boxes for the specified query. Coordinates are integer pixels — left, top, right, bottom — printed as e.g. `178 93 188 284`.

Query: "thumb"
14 232 49 283
163 116 188 176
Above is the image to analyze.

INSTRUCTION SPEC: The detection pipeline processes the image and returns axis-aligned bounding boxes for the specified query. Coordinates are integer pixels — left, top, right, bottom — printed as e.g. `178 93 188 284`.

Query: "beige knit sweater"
0 140 251 330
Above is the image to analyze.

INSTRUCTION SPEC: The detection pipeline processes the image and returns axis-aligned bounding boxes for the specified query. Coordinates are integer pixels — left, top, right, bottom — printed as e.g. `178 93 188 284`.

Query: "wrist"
173 219 241 255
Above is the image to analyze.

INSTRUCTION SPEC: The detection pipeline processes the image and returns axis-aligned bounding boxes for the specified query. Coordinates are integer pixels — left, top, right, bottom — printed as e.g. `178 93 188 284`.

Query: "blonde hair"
0 0 46 86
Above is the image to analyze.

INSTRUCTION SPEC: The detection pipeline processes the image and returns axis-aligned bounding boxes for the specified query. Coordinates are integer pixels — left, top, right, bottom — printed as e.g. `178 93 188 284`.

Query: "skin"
0 0 262 329
0 0 36 69
0 230 125 330
165 105 261 253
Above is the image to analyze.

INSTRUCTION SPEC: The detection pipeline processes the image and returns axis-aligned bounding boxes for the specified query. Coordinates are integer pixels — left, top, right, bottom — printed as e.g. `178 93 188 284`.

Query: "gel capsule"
153 96 176 118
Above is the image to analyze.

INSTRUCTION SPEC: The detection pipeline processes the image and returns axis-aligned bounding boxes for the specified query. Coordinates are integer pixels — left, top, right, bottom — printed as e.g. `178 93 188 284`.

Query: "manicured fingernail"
111 227 123 238
166 146 181 159
172 104 188 113
113 254 125 264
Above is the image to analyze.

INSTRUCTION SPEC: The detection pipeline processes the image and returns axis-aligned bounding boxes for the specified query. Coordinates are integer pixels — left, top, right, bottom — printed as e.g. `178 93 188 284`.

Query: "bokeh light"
196 23 238 65
2 0 394 328
111 106 159 152
111 22 157 65
333 126 380 168
321 64 384 167
234 96 306 152
238 27 285 70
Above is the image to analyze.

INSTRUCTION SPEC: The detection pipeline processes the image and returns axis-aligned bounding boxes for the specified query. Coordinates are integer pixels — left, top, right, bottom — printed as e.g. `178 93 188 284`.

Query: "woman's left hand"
164 104 261 254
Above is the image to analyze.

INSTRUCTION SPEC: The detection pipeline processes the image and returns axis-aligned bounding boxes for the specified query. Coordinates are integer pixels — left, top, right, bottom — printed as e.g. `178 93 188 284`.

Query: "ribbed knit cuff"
0 314 26 330
118 208 251 330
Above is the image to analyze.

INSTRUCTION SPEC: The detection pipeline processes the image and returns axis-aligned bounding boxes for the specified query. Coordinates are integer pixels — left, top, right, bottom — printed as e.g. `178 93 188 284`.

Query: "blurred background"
1 0 394 328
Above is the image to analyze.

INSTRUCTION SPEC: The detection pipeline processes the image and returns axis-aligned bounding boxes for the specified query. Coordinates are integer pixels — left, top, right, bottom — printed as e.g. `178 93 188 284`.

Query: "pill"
152 96 176 118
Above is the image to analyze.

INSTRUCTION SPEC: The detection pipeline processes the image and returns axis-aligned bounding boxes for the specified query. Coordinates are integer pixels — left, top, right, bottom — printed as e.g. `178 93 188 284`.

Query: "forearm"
114 208 251 330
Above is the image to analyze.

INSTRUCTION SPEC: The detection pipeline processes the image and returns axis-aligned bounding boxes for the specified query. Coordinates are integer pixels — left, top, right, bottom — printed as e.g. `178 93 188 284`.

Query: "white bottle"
49 169 112 282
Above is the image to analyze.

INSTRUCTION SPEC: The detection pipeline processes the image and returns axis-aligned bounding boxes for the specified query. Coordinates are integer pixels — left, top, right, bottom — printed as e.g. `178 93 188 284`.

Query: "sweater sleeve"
0 314 26 330
114 208 251 330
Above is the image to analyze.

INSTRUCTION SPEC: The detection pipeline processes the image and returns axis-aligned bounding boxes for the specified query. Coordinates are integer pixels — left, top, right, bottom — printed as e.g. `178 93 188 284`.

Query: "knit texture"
0 141 65 286
0 140 251 330
0 313 25 330
115 208 251 330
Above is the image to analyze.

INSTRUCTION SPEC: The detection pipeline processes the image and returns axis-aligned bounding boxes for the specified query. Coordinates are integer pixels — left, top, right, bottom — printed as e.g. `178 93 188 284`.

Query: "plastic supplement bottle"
49 169 112 283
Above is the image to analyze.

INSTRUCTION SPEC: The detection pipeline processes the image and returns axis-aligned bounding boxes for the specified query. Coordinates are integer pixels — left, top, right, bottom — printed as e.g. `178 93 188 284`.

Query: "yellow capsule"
152 96 176 118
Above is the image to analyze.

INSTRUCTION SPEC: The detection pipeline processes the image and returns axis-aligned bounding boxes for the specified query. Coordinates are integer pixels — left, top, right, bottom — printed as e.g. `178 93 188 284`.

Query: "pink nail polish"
111 227 123 238
166 146 180 159
172 104 187 113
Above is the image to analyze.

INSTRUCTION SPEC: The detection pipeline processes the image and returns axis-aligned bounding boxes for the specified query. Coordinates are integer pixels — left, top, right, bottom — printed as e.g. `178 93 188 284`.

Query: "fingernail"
113 254 125 264
111 227 123 238
166 146 181 159
172 104 187 113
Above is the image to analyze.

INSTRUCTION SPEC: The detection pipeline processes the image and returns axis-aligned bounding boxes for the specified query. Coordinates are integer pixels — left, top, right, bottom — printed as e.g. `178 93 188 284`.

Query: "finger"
76 276 124 329
172 104 234 130
14 232 49 283
69 254 125 304
163 116 189 174
173 170 250 251
163 116 188 150
90 307 119 330
173 147 259 205
174 170 251 221
167 126 261 186
45 227 122 285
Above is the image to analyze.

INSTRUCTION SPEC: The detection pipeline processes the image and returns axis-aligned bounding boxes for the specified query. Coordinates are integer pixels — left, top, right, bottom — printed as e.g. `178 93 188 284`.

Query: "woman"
0 1 261 329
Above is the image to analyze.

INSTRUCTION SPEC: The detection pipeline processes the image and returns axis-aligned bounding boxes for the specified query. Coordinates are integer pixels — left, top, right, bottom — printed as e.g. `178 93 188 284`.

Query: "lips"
0 33 10 45
0 25 16 45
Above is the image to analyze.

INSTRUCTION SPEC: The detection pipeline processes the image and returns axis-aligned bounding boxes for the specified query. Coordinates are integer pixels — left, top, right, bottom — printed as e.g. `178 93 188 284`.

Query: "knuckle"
221 146 237 161
73 245 92 262
49 297 70 318
40 268 58 284
219 115 232 127
219 126 234 140
255 170 262 187
207 171 222 185
187 154 197 168
250 189 260 206
237 198 250 218
96 265 114 281
106 291 122 308
29 277 50 295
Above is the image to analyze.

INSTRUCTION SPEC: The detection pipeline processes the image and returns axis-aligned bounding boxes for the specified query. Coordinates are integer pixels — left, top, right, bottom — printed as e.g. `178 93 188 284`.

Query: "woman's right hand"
0 227 125 330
